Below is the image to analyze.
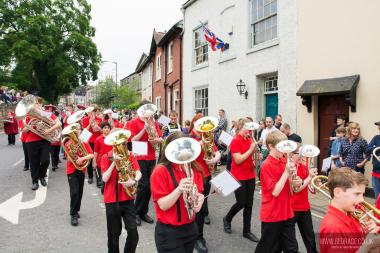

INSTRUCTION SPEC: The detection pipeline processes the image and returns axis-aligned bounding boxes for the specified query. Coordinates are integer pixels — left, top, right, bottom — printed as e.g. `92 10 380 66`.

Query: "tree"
0 0 101 103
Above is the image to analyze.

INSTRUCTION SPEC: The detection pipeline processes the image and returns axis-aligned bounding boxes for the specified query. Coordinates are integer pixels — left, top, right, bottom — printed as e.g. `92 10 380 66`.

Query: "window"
194 26 208 65
250 0 277 47
156 54 161 80
155 96 161 111
167 90 171 112
174 89 180 113
264 76 278 93
168 43 173 73
194 87 208 116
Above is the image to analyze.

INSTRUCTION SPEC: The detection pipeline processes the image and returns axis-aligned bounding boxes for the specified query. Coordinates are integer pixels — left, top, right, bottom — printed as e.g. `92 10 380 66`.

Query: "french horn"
165 137 201 219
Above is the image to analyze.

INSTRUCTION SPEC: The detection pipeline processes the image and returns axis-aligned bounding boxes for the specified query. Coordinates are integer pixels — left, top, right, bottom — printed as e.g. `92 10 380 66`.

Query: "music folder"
210 170 241 197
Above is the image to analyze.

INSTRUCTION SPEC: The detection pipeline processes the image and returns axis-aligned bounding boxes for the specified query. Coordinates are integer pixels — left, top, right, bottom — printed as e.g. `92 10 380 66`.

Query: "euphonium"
61 123 89 171
194 116 219 173
244 122 260 166
15 95 61 143
311 175 380 225
137 103 160 156
299 144 320 194
373 147 380 163
165 137 202 219
104 129 137 197
276 140 298 191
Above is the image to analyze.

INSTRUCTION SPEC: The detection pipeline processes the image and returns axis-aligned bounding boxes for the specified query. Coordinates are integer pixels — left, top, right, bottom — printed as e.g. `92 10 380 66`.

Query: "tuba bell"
15 95 61 143
299 144 320 194
61 123 90 171
67 110 86 124
165 137 202 219
137 103 160 157
194 116 219 173
104 129 137 197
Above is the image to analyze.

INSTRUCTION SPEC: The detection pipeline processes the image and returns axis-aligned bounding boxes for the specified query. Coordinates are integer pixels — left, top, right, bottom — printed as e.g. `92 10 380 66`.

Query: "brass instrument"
67 110 86 124
244 122 260 166
15 95 61 143
311 175 380 225
276 140 298 191
104 129 137 197
61 123 89 171
373 147 380 163
137 104 160 156
299 144 320 194
194 116 219 173
165 137 202 219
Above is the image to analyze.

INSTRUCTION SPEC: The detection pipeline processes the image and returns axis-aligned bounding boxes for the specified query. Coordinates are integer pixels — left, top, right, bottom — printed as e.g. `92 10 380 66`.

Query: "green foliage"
0 0 101 103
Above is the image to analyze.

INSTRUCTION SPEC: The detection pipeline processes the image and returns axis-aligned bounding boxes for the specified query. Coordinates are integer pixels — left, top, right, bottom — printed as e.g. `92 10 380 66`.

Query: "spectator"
280 123 302 143
162 111 181 139
327 115 347 157
216 109 228 132
259 117 279 160
181 120 191 135
254 119 265 142
367 121 380 199
274 114 282 129
330 127 346 170
340 122 369 174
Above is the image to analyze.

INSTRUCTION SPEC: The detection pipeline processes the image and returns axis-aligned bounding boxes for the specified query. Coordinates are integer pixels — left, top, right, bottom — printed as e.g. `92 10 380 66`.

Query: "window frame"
193 25 209 66
155 96 161 111
264 76 278 94
155 54 161 81
168 42 174 74
193 86 209 116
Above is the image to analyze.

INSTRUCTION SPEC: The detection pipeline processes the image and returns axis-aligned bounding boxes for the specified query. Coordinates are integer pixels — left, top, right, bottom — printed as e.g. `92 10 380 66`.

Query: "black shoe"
136 215 141 226
223 217 232 234
194 239 208 253
58 159 62 163
73 213 80 219
88 178 93 184
40 178 47 186
243 232 260 242
140 214 154 224
204 215 210 225
32 183 39 191
23 167 29 171
71 216 78 226
96 180 101 188
52 167 57 171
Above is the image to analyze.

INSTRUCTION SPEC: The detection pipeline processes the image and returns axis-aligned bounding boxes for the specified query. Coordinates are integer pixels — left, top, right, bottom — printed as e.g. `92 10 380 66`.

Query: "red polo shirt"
260 155 293 222
230 134 255 181
319 205 364 253
63 111 73 128
65 141 93 175
101 152 140 203
128 117 162 160
151 164 204 226
19 119 27 142
81 116 102 143
94 135 113 166
292 163 310 211
24 113 58 143
195 141 218 178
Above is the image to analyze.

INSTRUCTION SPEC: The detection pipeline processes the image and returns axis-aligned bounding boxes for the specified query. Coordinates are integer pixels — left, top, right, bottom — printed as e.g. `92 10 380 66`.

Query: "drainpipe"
180 9 185 124
163 45 168 115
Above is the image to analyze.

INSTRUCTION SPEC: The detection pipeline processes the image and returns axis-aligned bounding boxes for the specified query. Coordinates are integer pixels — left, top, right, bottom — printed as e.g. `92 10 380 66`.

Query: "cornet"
299 144 320 194
276 140 298 191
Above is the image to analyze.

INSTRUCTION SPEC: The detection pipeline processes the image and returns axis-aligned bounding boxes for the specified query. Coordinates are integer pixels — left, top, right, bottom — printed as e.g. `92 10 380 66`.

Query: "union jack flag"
201 22 229 52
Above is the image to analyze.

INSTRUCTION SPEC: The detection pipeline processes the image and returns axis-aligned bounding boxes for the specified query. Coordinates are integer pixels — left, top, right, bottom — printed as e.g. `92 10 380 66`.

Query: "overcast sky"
87 0 184 85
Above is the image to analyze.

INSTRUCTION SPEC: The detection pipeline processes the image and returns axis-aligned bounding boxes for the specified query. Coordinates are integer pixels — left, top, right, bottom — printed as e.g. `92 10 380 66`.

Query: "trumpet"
311 175 380 225
373 147 380 163
276 140 298 191
244 122 260 167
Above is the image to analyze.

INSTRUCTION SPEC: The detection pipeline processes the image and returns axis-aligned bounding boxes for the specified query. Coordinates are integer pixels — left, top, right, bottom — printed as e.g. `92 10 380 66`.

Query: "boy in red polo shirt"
319 167 380 253
101 137 142 253
63 124 93 226
255 130 301 253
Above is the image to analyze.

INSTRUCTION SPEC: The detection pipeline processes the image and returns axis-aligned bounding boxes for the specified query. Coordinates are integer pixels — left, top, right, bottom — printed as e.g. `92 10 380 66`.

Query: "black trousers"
135 160 155 216
196 175 211 240
155 221 198 253
87 143 95 179
22 142 29 169
255 218 298 253
67 170 85 216
50 145 60 167
7 134 16 144
225 178 255 233
106 200 139 253
294 210 318 253
26 140 50 184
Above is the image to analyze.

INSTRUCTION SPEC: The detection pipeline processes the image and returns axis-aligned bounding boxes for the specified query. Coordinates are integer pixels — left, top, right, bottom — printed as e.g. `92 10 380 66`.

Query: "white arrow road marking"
0 169 49 224
12 158 24 167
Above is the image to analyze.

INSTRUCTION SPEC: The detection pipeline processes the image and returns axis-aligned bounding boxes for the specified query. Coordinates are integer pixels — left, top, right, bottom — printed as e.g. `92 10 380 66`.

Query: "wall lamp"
236 79 248 99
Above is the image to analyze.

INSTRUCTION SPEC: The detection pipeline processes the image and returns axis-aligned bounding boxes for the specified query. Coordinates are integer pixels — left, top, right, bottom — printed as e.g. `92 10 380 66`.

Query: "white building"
182 0 297 128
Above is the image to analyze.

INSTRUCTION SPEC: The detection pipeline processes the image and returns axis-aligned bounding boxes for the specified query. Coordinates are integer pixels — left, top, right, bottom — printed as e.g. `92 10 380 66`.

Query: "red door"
318 95 349 168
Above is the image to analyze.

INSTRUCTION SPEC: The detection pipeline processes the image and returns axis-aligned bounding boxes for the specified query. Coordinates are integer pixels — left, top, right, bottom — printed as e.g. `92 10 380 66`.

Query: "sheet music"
79 128 92 143
132 141 148 156
219 131 233 146
157 115 171 126
210 170 241 197
322 157 332 172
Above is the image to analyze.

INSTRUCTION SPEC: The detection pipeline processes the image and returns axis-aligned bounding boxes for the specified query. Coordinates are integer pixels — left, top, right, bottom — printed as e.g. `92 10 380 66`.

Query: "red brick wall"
152 47 165 113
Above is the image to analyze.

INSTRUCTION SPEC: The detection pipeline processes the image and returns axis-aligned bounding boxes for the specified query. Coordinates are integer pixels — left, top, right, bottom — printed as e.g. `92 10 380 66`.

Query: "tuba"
194 116 219 173
67 110 86 124
373 147 380 163
15 95 61 143
165 137 202 219
137 103 160 156
311 175 380 225
104 129 137 197
276 140 298 191
61 123 89 171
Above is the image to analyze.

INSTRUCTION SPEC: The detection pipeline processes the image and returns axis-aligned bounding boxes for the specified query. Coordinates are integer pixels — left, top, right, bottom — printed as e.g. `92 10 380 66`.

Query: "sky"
87 0 184 85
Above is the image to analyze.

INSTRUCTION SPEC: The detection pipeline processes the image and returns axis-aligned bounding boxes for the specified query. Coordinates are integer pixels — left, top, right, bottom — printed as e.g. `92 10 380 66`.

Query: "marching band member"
19 118 29 171
223 118 259 242
162 110 182 139
255 131 301 253
319 167 380 253
63 104 74 128
63 123 93 226
3 111 18 145
101 132 142 253
45 105 60 171
81 105 102 184
150 132 205 253
103 109 120 129
128 102 163 226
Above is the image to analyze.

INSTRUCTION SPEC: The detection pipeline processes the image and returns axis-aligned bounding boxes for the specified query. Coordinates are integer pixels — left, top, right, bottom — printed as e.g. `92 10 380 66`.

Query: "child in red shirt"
255 131 301 253
63 123 93 226
319 167 380 253
101 129 142 253
93 122 112 189
150 132 205 253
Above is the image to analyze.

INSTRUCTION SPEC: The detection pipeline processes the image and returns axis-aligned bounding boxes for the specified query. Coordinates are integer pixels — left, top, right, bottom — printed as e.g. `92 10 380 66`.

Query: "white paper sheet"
210 170 241 197
157 115 171 126
79 128 92 143
322 157 332 172
219 131 233 146
132 141 148 156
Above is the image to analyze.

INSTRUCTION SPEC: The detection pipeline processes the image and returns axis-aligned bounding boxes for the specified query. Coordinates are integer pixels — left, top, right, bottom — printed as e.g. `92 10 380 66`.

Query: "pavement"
2 133 374 253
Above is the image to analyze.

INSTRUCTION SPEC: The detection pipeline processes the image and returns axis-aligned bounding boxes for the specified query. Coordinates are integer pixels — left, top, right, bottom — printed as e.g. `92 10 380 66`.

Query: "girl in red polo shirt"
151 132 205 253
223 118 259 242
101 130 141 253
